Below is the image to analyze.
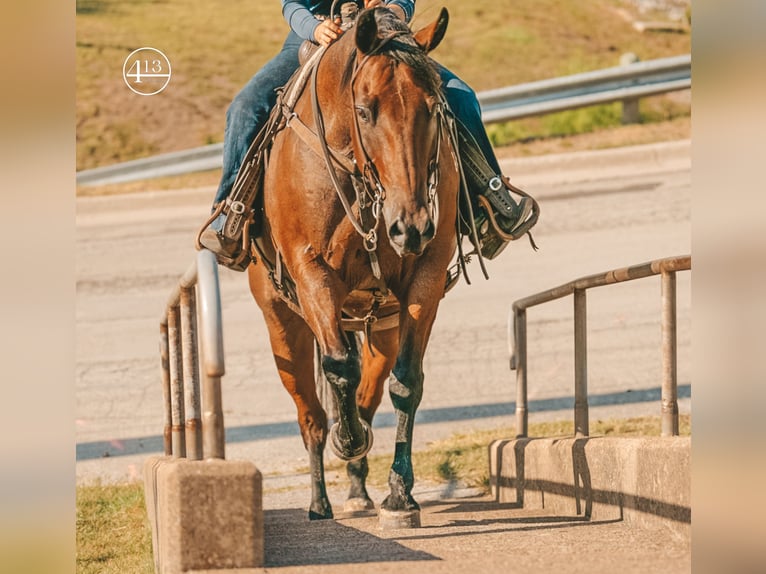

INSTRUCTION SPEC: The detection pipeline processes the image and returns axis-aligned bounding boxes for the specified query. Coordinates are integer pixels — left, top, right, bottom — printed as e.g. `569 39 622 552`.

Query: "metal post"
574 289 589 437
167 305 186 457
661 270 679 436
160 321 172 455
514 308 528 438
197 250 226 460
180 287 203 460
620 52 641 124
622 98 640 124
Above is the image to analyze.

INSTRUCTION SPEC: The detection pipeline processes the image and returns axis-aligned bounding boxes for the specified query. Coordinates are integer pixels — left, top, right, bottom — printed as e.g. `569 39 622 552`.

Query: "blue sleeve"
281 0 322 41
281 1 415 42
387 0 414 22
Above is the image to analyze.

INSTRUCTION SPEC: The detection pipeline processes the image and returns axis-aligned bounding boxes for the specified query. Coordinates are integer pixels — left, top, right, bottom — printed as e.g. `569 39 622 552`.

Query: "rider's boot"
196 131 268 272
197 211 251 271
455 120 539 259
199 211 240 256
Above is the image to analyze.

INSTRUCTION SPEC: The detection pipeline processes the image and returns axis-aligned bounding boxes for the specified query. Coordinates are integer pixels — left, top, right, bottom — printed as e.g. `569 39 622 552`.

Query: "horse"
247 6 457 528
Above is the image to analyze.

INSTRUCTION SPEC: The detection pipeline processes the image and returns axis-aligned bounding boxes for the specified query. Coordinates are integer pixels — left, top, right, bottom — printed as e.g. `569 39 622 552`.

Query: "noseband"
311 30 445 279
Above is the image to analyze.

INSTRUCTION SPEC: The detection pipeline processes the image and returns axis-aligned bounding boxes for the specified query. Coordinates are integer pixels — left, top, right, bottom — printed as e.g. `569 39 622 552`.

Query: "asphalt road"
75 140 691 485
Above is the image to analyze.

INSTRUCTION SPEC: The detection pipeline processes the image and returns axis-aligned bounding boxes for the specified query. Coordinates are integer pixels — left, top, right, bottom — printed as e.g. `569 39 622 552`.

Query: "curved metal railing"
509 254 691 438
159 249 226 460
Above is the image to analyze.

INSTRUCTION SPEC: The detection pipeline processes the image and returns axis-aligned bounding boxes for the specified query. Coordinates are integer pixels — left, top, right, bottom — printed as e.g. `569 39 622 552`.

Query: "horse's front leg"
379 292 440 529
248 266 333 519
344 327 398 513
294 268 373 464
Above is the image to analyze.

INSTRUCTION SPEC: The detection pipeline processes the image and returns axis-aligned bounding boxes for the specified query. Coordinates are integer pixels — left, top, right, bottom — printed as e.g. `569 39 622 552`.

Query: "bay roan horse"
248 6 457 528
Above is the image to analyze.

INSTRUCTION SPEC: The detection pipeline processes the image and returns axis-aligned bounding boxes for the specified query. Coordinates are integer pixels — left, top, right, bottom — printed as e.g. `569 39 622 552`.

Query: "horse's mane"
340 8 442 96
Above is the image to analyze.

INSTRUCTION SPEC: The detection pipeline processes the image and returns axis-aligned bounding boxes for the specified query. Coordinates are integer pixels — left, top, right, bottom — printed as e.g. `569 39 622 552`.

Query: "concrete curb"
500 139 691 186
144 456 264 573
489 436 691 541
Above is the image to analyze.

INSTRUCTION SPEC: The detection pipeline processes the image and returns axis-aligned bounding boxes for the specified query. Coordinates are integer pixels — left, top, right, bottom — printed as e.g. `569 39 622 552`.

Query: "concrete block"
489 436 690 540
143 456 263 573
144 456 169 573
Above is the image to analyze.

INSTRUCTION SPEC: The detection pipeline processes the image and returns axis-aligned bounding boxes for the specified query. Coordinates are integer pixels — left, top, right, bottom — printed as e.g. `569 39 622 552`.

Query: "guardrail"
509 255 691 438
160 249 226 460
76 54 690 187
479 53 690 123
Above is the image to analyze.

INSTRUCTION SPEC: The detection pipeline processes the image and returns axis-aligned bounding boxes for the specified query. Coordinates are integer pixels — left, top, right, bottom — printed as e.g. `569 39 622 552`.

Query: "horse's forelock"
340 7 442 96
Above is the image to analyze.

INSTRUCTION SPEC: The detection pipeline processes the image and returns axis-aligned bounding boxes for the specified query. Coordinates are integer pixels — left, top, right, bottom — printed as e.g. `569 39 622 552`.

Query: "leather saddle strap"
220 42 330 239
343 308 399 333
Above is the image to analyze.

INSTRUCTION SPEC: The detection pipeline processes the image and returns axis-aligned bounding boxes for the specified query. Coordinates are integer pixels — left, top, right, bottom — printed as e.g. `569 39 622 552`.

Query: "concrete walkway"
198 481 690 573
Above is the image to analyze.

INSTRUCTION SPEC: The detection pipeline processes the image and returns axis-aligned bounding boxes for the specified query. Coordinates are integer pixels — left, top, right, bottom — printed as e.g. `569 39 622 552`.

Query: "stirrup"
195 203 254 272
477 180 539 242
472 177 540 258
450 118 539 256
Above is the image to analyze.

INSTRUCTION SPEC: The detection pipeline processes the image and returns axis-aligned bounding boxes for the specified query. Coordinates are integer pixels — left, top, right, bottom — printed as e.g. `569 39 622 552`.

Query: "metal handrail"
509 255 691 438
160 249 226 460
76 54 690 186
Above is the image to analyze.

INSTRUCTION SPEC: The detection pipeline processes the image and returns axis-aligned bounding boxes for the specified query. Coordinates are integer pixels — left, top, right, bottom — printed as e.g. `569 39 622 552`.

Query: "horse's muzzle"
387 210 435 256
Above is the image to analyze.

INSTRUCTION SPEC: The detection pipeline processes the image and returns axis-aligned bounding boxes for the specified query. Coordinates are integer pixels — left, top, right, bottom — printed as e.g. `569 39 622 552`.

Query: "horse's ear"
413 7 449 53
356 8 380 55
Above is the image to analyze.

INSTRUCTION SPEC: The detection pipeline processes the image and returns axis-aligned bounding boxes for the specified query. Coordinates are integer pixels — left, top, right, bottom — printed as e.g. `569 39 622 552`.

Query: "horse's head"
349 7 450 257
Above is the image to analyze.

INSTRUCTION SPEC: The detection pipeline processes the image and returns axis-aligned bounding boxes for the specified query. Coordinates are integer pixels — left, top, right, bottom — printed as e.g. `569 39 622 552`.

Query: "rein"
261 20 460 343
309 30 444 283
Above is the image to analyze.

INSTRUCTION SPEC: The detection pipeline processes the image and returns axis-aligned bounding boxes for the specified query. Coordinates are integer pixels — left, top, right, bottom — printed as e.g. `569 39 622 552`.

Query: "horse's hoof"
344 497 375 513
378 507 421 529
308 508 334 521
329 420 373 462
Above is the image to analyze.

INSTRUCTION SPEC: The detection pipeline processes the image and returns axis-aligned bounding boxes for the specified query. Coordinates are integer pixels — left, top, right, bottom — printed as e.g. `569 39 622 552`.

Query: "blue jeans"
214 33 501 205
437 65 502 174
214 31 303 205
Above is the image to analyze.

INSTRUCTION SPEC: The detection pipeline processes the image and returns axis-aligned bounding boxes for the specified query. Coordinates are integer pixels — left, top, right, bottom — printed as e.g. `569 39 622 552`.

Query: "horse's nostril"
422 219 435 241
389 219 406 239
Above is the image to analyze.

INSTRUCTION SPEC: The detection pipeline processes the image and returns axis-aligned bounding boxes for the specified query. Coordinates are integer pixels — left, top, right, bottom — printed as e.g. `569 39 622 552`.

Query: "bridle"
258 20 454 346
311 29 445 280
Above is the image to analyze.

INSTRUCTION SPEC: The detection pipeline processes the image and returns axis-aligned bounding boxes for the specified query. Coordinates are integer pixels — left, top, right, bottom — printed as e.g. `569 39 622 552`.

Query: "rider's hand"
314 18 343 46
364 0 384 7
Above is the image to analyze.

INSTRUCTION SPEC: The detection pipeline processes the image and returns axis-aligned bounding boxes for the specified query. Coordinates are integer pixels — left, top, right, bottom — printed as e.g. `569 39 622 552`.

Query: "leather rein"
265 30 449 339
310 30 445 283
248 31 445 339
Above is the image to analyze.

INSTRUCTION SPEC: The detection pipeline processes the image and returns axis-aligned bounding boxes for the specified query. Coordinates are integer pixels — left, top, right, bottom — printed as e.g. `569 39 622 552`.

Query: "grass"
486 91 692 148
76 0 690 172
75 415 690 571
76 482 154 574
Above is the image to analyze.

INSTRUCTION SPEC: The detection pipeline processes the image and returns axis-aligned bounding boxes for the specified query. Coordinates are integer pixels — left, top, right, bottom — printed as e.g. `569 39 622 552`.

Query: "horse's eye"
355 105 372 123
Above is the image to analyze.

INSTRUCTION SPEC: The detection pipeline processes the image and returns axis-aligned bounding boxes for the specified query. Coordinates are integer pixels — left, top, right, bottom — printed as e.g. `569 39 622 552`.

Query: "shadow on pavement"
264 508 437 566
390 498 624 540
263 501 625 564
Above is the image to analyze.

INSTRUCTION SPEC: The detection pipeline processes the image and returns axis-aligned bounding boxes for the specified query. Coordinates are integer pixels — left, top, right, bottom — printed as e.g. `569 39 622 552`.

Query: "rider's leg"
200 31 303 257
437 65 536 241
